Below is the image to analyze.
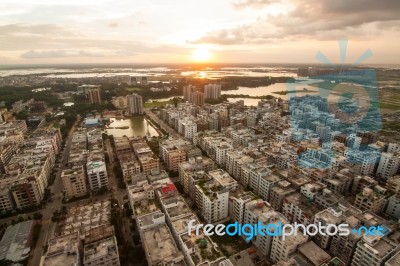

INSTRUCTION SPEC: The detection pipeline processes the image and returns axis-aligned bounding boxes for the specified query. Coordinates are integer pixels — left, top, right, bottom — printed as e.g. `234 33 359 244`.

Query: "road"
28 122 77 266
104 138 133 250
145 108 180 138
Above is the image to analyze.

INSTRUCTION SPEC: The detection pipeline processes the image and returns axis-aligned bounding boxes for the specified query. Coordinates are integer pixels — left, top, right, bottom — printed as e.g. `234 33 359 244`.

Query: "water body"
105 117 159 138
222 82 318 100
226 98 261 106
223 82 348 105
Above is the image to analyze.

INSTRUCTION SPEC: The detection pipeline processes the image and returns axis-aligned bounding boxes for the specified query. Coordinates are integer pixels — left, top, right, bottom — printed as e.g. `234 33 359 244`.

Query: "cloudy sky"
0 0 399 65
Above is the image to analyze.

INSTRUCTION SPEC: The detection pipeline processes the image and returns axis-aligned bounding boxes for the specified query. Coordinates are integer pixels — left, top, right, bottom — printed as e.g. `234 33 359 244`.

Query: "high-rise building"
127 93 144 115
183 85 196 101
376 152 400 180
87 88 101 104
204 83 221 99
192 170 237 224
191 91 204 106
183 85 205 106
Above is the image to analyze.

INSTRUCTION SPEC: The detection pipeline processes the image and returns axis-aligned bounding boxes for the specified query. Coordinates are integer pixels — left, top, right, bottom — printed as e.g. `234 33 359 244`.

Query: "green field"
144 100 173 108
126 87 143 92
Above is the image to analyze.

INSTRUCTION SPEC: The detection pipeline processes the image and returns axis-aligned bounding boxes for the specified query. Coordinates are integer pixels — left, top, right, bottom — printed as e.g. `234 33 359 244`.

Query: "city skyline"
1 0 400 65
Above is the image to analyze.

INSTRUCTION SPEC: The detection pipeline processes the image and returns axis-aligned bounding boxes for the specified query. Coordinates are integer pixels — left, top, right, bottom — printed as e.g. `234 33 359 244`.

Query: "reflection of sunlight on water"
198 71 207 78
106 117 159 138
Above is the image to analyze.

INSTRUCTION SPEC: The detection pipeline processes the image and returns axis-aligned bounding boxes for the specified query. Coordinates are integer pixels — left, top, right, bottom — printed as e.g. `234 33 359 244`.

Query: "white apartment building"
344 149 379 176
243 199 288 257
127 93 143 115
270 228 308 263
376 152 400 180
215 142 233 168
61 166 88 200
352 236 400 266
386 193 400 219
229 191 256 224
86 160 108 191
195 179 230 224
181 120 197 140
204 84 221 99
249 167 281 201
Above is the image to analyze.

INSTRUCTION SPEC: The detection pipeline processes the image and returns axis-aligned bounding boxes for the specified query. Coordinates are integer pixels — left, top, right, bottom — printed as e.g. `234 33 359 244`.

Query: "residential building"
86 160 108 191
229 190 257 224
270 228 308 263
354 187 387 214
386 250 400 266
111 96 128 109
204 83 221 99
352 235 400 266
138 155 159 175
195 178 230 224
282 192 323 226
165 148 186 172
83 225 120 266
41 232 81 266
385 193 400 219
269 180 296 212
315 204 361 251
87 88 101 104
376 152 400 180
0 220 35 263
127 93 144 115
61 166 88 200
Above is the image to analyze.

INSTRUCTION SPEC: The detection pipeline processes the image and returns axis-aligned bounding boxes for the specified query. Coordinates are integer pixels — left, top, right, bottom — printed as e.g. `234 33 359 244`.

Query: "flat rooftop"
386 250 400 265
43 232 80 266
0 220 34 262
142 224 183 265
299 241 331 266
171 214 199 234
162 196 192 218
137 211 165 228
208 169 237 187
364 237 398 258
83 236 118 264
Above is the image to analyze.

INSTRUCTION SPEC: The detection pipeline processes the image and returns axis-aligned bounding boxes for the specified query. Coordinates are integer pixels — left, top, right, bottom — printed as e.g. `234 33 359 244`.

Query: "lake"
222 82 318 100
105 117 159 138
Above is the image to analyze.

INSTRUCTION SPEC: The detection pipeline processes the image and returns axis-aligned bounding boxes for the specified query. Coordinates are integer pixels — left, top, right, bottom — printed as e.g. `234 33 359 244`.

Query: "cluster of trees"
0 86 63 109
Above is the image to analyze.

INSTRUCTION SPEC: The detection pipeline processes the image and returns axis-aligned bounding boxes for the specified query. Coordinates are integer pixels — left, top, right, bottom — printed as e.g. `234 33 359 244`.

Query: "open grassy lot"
144 100 173 108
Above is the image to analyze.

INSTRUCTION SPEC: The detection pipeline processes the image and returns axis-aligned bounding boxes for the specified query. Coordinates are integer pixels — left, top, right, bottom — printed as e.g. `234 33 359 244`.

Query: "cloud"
20 50 106 58
108 22 119 28
232 0 278 9
194 0 400 44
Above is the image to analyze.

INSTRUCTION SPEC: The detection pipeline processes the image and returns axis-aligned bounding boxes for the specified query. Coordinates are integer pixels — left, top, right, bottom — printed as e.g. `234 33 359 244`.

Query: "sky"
0 0 399 65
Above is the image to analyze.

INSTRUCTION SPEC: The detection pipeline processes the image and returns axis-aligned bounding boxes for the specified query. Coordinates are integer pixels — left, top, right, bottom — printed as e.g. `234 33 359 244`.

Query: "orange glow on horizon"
191 47 213 62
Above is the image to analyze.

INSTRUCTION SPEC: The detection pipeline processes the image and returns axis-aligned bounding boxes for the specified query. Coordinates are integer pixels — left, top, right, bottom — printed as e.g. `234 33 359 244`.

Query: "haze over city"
2 1 400 266
1 0 400 65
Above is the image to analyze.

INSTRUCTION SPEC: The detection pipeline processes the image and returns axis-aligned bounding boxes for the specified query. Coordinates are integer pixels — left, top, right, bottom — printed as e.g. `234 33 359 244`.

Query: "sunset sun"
191 47 212 62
